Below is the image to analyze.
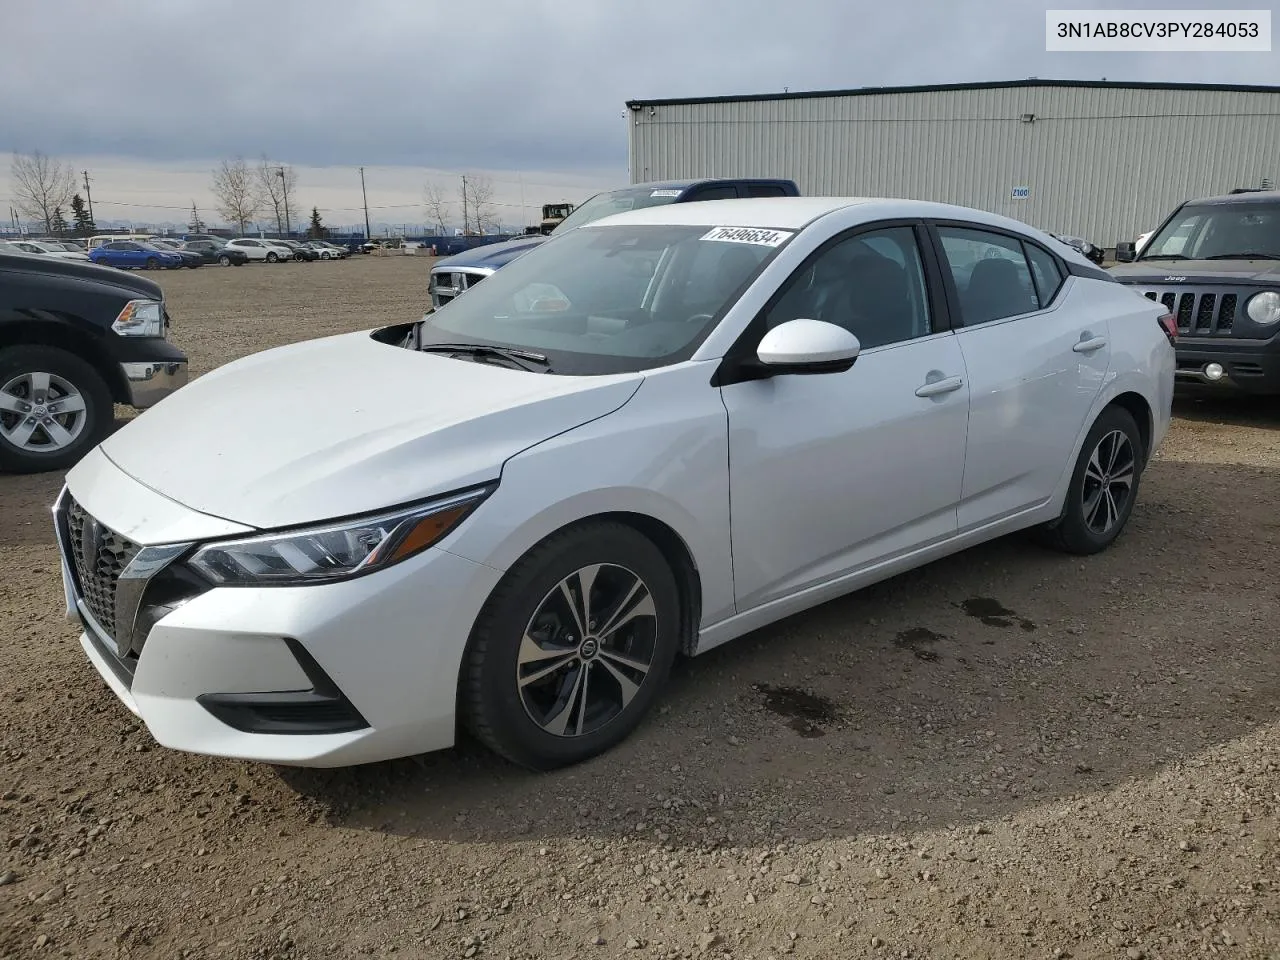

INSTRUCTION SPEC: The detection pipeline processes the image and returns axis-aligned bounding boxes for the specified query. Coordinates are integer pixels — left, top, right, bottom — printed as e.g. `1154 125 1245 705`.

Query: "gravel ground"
2 256 1278 959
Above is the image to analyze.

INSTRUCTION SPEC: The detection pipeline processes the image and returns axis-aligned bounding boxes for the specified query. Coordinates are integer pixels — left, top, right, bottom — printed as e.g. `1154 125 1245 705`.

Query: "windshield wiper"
1136 254 1189 261
1204 252 1280 261
420 342 551 372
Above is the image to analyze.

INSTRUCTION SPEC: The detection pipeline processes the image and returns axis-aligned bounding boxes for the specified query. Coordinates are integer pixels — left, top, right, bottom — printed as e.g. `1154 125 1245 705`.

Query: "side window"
243 240 260 247
746 184 788 198
937 227 1039 326
685 185 739 202
1025 243 1064 305
763 226 933 350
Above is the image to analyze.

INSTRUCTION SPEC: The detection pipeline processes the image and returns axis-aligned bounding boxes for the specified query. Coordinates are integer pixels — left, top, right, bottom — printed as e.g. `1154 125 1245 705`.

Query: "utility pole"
278 166 291 238
461 175 469 236
82 170 95 224
359 166 371 239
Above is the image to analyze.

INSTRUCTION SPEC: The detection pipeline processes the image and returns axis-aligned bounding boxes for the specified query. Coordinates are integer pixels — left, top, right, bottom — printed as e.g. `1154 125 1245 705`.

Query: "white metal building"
625 79 1280 246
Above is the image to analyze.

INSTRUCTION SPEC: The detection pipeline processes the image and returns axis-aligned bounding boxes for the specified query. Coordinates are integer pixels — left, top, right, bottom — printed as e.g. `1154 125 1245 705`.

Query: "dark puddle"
961 597 1037 631
754 684 836 738
893 626 946 662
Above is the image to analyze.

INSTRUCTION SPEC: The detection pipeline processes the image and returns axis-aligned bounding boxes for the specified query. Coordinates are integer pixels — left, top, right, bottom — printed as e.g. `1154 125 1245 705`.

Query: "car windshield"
1140 202 1280 260
420 222 791 375
551 186 688 234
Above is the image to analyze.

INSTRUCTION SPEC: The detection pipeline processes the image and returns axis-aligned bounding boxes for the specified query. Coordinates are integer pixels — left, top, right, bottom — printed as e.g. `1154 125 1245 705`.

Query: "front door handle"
915 376 964 398
1073 336 1108 353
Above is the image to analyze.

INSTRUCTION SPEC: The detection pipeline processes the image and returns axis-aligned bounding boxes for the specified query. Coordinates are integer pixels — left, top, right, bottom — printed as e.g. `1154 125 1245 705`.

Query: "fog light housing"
1204 362 1225 381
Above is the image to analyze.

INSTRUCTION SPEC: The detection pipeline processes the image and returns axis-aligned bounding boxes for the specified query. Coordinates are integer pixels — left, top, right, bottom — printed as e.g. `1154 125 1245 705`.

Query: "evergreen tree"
50 205 69 237
70 193 94 236
188 202 206 234
307 206 327 239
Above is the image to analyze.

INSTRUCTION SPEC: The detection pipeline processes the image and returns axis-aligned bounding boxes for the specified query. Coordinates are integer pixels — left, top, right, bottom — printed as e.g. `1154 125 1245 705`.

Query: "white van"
86 233 150 251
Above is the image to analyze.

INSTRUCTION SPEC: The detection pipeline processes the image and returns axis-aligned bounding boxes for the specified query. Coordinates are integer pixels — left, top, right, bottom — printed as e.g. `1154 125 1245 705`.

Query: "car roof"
585 196 1059 237
1181 189 1280 207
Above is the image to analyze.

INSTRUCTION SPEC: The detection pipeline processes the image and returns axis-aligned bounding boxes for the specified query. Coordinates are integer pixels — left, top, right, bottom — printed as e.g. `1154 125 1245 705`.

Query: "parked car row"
0 239 91 261
83 236 352 270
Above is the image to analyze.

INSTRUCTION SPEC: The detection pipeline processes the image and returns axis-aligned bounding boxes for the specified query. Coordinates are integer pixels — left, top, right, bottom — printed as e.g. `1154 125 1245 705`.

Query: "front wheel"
1036 406 1144 555
461 522 682 770
145 257 159 270
0 346 112 474
266 251 279 263
218 254 232 266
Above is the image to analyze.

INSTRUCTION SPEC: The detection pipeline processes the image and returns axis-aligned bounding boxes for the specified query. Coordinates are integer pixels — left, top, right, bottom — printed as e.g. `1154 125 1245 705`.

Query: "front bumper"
121 359 188 407
1173 335 1280 394
53 464 503 767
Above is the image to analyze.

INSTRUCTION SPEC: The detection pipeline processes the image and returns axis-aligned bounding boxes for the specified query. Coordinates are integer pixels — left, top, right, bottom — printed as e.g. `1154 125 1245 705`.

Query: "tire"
145 257 159 270
218 254 231 266
1036 405 1144 555
461 522 682 770
0 346 113 474
266 252 279 263
293 253 304 262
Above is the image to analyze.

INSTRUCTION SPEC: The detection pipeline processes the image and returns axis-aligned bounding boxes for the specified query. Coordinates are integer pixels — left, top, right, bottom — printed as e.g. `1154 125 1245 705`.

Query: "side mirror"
756 318 861 374
1114 241 1136 263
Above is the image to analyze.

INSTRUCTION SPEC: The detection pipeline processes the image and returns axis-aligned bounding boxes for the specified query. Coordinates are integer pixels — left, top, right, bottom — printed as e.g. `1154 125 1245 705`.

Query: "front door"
721 224 971 611
932 223 1110 530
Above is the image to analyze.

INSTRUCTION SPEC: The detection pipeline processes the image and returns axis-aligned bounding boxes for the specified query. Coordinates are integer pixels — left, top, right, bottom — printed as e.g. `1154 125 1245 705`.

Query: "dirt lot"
2 256 1278 959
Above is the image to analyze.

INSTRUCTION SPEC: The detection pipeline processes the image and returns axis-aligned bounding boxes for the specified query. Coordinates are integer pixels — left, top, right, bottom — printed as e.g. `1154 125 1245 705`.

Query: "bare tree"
11 151 77 235
255 156 298 236
460 175 496 235
211 158 260 234
423 182 451 234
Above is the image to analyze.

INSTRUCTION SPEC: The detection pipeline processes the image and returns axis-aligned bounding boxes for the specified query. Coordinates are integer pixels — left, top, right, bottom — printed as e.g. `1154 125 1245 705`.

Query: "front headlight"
112 299 165 337
188 487 493 586
1245 291 1280 326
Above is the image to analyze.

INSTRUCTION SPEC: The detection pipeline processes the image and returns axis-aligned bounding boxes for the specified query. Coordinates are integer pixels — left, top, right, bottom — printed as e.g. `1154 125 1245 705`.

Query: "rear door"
931 222 1110 530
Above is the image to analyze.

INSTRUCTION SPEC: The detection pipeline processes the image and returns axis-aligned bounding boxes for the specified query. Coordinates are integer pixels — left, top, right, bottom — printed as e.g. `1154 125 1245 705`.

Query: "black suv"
1111 190 1280 395
0 251 189 473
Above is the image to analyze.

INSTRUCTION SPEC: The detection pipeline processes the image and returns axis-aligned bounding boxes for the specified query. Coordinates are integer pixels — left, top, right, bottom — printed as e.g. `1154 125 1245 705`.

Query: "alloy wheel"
0 371 88 452
516 563 658 738
1082 429 1135 535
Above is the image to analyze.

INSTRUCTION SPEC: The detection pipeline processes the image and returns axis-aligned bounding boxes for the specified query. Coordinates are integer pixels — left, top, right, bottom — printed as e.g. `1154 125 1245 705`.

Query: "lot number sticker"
650 189 683 197
701 226 793 247
1011 185 1031 200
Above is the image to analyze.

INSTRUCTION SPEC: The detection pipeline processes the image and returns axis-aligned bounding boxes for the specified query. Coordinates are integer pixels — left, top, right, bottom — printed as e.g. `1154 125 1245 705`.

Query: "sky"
2 0 1277 232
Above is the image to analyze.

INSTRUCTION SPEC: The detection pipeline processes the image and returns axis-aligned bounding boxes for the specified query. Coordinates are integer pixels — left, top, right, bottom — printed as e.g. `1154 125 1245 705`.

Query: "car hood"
98 330 643 530
434 236 547 271
1109 260 1280 284
0 251 163 299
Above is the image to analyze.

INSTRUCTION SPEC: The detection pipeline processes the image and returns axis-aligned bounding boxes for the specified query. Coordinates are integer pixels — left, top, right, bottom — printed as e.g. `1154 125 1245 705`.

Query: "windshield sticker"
700 226 793 247
650 189 682 197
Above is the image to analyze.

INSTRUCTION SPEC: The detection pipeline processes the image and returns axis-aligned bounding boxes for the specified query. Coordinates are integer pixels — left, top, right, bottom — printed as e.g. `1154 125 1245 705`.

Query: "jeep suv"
1111 190 1280 394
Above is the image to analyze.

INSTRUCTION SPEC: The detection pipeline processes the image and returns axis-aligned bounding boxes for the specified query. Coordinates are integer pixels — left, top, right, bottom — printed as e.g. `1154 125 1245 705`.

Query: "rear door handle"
915 376 964 398
1073 336 1108 353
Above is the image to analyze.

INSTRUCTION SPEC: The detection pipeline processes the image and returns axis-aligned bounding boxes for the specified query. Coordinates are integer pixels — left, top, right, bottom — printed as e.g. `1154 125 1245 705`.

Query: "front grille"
1141 288 1237 335
431 270 487 307
66 498 140 638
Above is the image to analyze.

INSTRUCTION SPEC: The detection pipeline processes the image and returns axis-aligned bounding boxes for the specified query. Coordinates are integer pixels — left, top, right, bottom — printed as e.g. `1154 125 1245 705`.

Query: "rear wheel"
145 257 159 270
1036 406 1144 555
0 346 113 474
461 522 682 770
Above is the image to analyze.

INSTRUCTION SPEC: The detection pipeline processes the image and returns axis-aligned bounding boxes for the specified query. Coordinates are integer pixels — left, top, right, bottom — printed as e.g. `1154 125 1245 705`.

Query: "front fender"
444 365 736 628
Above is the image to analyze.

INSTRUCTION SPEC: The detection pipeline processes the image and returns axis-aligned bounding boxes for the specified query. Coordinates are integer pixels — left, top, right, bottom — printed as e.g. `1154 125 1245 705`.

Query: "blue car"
428 177 800 308
89 240 185 271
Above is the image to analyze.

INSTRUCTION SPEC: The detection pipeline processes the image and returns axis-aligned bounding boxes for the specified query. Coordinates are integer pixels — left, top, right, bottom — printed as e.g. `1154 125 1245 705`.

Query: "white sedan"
53 197 1175 770
224 238 292 263
3 239 91 261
